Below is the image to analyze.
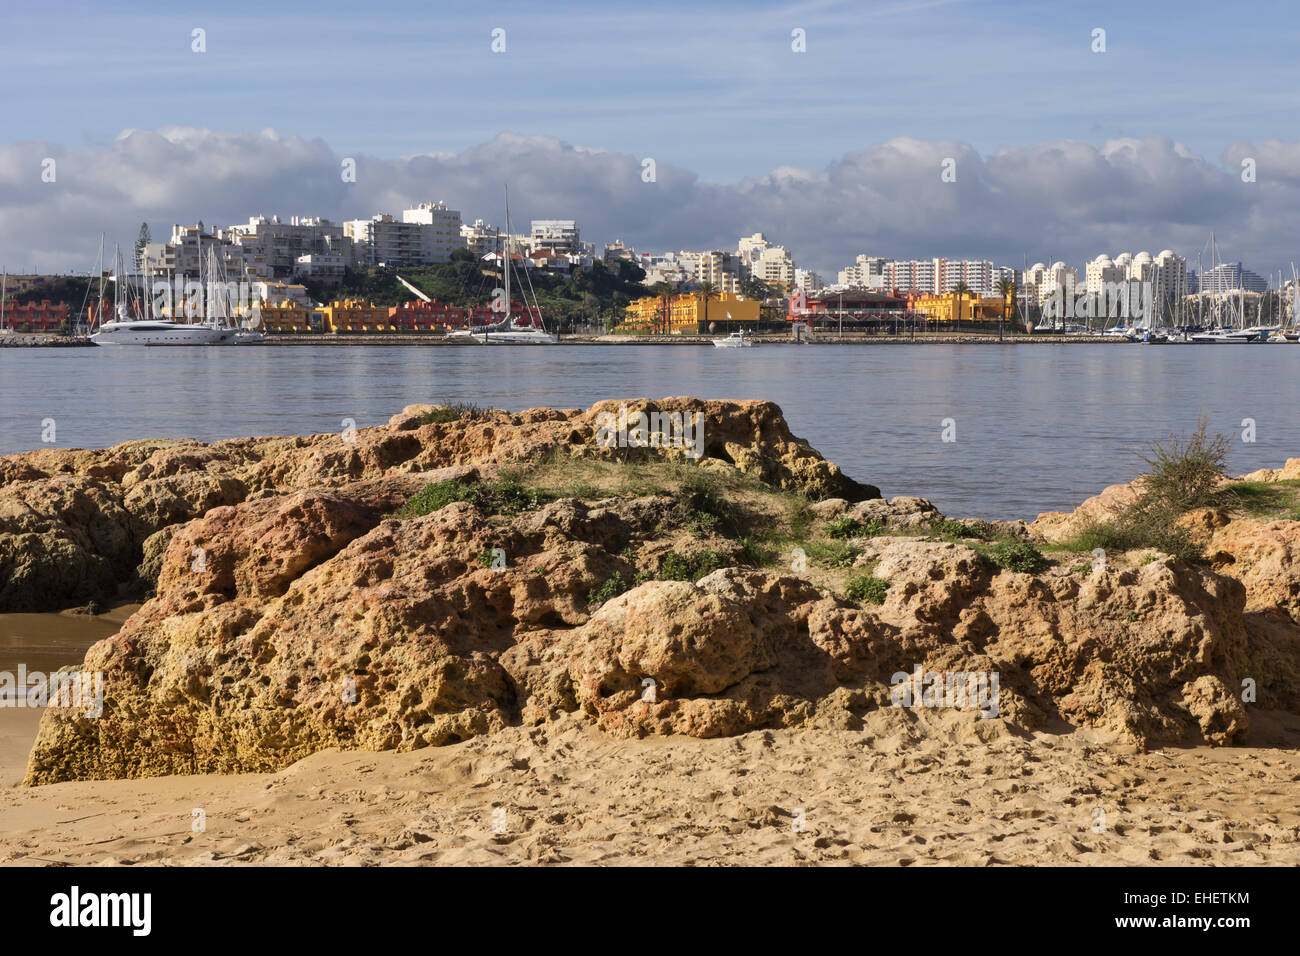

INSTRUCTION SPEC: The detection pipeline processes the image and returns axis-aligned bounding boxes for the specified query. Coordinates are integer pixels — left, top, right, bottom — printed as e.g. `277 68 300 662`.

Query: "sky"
3 0 1300 280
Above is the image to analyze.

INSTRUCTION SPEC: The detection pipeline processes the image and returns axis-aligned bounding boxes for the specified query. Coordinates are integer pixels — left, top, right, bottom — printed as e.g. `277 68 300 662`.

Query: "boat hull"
91 322 236 346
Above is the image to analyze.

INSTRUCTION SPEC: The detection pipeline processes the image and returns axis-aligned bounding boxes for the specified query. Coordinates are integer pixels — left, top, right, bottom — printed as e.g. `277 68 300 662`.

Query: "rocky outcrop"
0 398 869 613
15 403 1300 785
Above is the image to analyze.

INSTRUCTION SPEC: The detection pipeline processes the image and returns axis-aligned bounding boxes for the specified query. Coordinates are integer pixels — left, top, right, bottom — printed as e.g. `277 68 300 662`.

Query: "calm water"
1 343 1296 520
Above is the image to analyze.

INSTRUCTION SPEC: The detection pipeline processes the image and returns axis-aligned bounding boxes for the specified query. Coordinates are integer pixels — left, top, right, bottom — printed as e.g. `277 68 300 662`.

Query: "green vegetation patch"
984 539 1049 574
397 478 554 518
825 516 885 539
414 402 490 425
802 540 861 569
845 575 889 605
928 516 986 541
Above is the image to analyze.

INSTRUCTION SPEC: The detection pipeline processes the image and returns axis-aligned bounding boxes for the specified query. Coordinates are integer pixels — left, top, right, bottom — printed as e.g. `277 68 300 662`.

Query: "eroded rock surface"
13 400 1300 784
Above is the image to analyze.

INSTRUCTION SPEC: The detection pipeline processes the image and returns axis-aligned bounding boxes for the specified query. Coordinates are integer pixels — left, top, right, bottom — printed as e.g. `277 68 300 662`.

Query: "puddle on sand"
0 606 137 784
0 606 136 676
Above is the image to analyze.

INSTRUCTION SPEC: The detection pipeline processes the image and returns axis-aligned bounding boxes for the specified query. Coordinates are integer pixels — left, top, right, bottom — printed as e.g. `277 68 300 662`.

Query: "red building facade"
3 300 68 332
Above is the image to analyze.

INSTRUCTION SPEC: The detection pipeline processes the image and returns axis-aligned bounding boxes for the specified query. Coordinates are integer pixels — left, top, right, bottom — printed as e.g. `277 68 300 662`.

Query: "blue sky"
3 1 1300 278
6 0 1297 182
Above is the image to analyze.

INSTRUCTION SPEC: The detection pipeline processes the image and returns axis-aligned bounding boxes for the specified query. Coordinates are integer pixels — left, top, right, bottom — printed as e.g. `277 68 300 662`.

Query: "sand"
2 706 1298 866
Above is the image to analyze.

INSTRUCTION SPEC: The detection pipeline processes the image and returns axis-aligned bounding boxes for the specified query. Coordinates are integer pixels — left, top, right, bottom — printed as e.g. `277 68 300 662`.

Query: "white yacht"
90 244 236 346
91 310 237 346
450 187 557 345
712 330 757 348
1189 327 1264 344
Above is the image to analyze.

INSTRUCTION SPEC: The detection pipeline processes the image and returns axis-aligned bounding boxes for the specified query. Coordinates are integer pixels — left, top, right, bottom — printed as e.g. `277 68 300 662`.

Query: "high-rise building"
224 216 355 279
1198 261 1268 293
529 220 580 255
837 256 1013 294
401 202 463 263
1022 261 1078 303
753 246 795 288
794 268 824 293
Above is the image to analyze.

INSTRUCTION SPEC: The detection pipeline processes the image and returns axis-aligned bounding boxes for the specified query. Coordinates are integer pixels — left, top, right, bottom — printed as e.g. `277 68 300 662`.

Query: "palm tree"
649 282 676 335
996 278 1017 339
951 281 972 329
696 280 718 332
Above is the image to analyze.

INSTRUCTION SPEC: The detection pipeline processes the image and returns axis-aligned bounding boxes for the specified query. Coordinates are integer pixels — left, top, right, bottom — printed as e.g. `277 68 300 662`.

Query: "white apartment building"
530 220 581 255
794 269 824 293
401 202 463 263
1198 261 1267 293
641 253 690 286
345 215 435 268
461 219 502 258
1023 261 1079 303
753 246 795 288
1086 250 1190 309
224 215 355 279
836 256 1011 294
737 232 772 269
838 255 890 289
141 224 263 281
679 250 739 293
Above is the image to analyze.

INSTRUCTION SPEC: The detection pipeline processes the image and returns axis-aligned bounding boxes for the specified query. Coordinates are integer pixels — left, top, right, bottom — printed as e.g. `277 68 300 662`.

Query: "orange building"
5 300 67 332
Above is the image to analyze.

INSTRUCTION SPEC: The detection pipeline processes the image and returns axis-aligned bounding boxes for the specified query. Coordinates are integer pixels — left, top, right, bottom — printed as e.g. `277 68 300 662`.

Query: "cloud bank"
0 128 1294 281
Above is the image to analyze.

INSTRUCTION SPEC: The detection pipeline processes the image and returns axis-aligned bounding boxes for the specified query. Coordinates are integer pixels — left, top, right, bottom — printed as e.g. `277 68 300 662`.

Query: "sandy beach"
2 707 1299 865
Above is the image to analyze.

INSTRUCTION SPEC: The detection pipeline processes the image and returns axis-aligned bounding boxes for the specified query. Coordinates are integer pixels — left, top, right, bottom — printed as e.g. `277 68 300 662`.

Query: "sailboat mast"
97 234 105 328
503 185 511 331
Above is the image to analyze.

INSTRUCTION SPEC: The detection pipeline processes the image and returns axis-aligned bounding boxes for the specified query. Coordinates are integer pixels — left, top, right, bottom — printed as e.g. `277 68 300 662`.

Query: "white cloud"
0 127 1292 280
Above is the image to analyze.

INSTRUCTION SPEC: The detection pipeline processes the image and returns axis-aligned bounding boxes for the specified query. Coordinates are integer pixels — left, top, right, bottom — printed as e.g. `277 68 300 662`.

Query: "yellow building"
911 291 1010 323
257 302 319 333
316 299 393 333
622 291 760 334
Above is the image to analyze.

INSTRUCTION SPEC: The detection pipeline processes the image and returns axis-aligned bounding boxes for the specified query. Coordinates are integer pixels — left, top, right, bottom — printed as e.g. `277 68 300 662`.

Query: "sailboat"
450 187 557 344
0 266 9 334
91 244 236 346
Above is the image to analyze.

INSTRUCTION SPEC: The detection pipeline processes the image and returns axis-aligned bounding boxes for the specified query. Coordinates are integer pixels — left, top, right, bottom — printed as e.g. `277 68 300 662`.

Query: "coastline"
2 333 1139 348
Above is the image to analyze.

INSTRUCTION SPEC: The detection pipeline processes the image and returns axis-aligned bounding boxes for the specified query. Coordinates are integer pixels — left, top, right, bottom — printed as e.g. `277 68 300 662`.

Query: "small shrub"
588 572 629 608
414 402 488 425
803 540 861 569
845 575 889 605
1069 512 1201 563
1140 413 1230 513
678 470 741 536
656 549 733 582
397 478 553 518
658 553 694 581
736 535 771 566
986 539 1048 574
929 516 983 540
826 516 884 539
397 479 473 517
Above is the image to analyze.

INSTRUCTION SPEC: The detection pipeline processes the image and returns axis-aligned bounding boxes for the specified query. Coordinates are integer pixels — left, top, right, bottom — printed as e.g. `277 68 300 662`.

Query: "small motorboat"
712 330 757 349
